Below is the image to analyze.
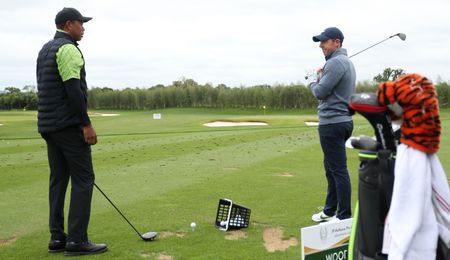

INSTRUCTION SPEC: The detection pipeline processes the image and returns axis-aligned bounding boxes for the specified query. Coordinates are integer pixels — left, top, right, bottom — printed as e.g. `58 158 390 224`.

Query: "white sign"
153 113 161 120
301 218 353 260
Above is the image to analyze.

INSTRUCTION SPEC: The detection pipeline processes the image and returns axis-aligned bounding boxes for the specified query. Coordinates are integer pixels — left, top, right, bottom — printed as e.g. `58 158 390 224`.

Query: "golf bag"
348 92 450 260
348 92 396 260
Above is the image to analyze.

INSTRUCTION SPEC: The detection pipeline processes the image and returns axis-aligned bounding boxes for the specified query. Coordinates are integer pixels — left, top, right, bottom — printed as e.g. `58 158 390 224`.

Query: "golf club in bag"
347 92 396 260
94 183 157 241
305 33 406 80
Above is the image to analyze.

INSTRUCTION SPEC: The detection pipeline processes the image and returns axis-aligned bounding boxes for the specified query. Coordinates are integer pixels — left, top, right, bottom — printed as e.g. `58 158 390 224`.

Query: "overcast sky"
1 0 449 89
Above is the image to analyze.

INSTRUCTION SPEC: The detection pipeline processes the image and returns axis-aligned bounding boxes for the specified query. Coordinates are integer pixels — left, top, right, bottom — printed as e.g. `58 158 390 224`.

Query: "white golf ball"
190 222 196 228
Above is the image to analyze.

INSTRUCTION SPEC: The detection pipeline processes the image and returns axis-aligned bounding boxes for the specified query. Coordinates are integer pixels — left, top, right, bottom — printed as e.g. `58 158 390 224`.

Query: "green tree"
5 87 21 93
356 80 377 93
373 68 405 83
435 82 450 107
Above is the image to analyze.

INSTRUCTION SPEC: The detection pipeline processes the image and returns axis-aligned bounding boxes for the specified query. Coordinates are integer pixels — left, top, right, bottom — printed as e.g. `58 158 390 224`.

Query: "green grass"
0 108 449 259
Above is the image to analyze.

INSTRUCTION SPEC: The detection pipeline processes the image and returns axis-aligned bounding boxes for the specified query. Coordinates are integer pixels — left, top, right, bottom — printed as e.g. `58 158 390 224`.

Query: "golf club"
305 33 406 80
348 33 406 58
94 183 157 241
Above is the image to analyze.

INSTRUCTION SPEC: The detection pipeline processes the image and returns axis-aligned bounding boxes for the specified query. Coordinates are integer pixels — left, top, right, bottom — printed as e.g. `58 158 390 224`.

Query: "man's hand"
83 124 97 145
305 67 324 86
316 67 323 81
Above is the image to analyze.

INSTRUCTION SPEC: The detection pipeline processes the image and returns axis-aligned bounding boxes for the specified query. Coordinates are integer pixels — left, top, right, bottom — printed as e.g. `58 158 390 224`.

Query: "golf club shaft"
349 37 391 59
93 183 143 238
348 33 404 59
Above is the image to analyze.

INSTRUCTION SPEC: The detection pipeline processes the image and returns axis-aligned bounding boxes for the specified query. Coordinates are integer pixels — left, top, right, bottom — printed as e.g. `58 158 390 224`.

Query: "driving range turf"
1 108 449 259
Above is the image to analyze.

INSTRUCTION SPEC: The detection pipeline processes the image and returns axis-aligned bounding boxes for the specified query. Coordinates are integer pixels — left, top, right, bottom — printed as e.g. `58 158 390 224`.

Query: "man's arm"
309 59 345 99
63 79 90 126
63 79 97 144
56 44 96 145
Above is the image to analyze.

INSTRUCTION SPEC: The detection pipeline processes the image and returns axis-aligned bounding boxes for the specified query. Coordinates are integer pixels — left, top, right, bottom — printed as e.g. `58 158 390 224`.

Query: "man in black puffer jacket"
36 7 107 256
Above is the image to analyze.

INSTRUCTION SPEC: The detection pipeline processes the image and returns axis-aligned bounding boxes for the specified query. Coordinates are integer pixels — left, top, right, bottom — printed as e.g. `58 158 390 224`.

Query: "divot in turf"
140 252 173 260
263 227 298 252
159 231 186 238
0 236 18 246
224 230 247 240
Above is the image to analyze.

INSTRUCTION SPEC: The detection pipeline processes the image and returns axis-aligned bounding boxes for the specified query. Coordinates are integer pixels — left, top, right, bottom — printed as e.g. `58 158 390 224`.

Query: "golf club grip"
93 183 142 237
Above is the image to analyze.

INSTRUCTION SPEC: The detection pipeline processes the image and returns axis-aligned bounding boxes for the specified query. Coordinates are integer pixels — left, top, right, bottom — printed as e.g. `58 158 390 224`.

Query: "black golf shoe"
64 241 108 256
48 239 66 253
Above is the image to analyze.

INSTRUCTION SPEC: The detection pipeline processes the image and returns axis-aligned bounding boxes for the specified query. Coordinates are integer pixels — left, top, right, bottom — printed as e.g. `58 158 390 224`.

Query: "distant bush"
87 80 318 110
436 82 450 107
1 79 449 110
0 87 37 110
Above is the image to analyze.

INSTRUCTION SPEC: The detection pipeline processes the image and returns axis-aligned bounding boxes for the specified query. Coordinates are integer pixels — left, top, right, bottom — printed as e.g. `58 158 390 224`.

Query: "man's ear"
63 20 71 31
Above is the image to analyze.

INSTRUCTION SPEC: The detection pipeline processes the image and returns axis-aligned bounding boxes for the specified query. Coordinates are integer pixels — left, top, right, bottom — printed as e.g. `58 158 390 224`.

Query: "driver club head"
397 33 406 41
141 231 158 241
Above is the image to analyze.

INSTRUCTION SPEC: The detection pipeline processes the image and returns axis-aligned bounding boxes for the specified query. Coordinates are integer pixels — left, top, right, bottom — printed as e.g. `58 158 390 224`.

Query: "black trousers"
318 121 353 219
41 125 94 243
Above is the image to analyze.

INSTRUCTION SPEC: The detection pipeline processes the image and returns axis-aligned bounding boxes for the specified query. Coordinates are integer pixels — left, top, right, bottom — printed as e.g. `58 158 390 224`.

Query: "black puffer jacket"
36 31 88 133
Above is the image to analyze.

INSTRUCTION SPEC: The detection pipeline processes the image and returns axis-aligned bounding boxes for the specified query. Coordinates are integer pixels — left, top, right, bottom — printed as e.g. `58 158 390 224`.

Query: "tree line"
0 86 38 110
87 79 318 110
1 75 450 111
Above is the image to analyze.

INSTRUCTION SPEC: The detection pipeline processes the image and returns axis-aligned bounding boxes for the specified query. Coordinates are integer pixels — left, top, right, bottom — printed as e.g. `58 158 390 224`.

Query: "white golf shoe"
319 217 341 225
311 211 336 222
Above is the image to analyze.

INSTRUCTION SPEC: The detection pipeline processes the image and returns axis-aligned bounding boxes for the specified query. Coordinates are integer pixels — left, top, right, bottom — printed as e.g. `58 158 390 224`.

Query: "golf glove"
305 68 318 86
305 67 323 86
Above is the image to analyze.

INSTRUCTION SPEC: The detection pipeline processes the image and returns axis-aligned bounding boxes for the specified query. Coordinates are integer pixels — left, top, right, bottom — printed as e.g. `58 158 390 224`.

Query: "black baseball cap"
55 7 92 25
312 27 344 43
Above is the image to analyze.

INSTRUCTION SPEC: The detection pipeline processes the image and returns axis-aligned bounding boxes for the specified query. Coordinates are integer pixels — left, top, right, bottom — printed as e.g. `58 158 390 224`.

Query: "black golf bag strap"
377 149 394 216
